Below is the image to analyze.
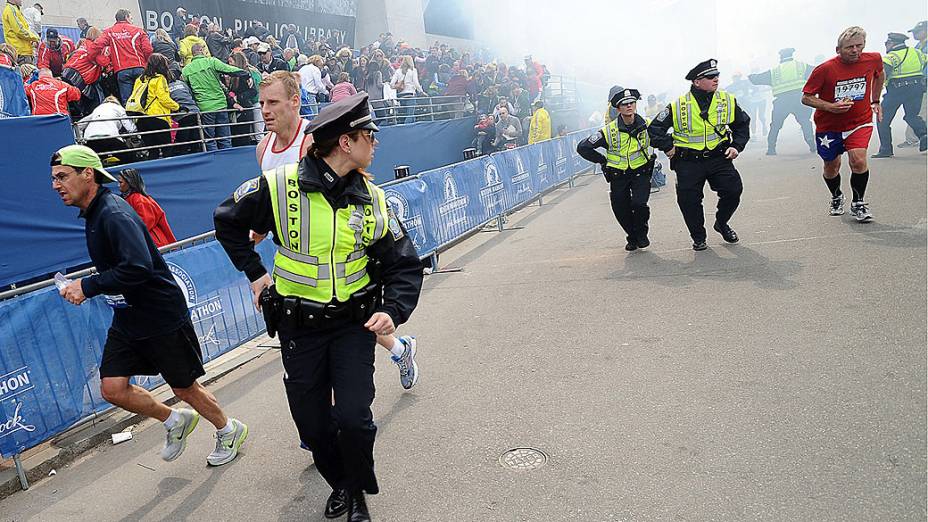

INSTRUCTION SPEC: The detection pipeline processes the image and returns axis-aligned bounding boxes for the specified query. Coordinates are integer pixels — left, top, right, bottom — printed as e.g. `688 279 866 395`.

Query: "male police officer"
578 88 654 251
749 48 816 155
900 20 927 148
214 93 423 521
648 59 751 251
872 32 927 157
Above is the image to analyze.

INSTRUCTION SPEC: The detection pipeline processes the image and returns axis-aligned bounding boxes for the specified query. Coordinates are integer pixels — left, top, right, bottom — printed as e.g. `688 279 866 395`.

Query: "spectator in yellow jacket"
528 100 552 144
178 24 210 66
2 0 39 64
129 53 179 158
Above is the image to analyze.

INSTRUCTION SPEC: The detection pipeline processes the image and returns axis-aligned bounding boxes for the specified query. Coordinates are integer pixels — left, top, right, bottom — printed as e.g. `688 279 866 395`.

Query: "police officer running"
648 59 751 251
872 32 928 157
213 93 424 522
749 48 816 155
577 88 654 251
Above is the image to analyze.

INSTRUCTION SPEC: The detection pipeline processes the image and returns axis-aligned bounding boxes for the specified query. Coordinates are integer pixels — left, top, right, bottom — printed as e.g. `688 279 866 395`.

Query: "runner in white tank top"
254 73 421 390
258 117 312 171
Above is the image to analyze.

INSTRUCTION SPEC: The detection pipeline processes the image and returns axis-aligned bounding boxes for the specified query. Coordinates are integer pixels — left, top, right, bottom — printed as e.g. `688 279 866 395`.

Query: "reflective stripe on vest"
264 164 388 303
771 60 807 95
601 119 652 170
884 48 927 80
670 90 736 151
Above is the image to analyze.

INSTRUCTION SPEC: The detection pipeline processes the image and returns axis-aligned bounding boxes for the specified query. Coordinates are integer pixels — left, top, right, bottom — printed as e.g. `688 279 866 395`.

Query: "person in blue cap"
214 92 424 522
872 32 927 157
648 59 751 251
749 48 816 155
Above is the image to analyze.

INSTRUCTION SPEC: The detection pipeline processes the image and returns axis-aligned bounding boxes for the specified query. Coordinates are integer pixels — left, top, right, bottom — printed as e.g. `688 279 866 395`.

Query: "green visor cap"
50 145 117 183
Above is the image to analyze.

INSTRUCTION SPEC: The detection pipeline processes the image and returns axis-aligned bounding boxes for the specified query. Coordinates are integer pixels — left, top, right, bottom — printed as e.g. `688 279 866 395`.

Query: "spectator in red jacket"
87 9 152 104
118 168 177 248
37 28 75 77
25 68 80 115
61 27 109 116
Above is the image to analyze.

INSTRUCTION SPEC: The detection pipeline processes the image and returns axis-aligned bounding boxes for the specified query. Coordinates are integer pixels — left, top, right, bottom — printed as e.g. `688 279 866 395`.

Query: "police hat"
612 88 641 107
685 59 719 81
607 85 625 104
910 21 927 33
778 47 795 58
886 32 908 44
304 92 379 142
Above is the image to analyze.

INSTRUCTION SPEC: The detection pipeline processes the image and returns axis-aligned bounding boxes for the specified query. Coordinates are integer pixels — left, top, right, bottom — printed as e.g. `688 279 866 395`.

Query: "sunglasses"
701 73 720 80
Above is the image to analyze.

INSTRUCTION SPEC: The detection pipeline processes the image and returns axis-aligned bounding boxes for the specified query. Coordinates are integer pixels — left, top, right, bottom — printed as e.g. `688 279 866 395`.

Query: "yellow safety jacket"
883 47 927 81
264 164 388 303
770 59 808 95
601 117 652 170
670 90 736 151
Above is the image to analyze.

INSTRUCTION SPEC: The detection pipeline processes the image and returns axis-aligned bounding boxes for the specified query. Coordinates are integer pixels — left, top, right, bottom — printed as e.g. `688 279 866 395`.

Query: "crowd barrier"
0 114 476 288
0 129 591 488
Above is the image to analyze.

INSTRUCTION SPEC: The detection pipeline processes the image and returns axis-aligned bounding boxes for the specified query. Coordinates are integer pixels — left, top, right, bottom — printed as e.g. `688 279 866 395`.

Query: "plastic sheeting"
0 115 476 287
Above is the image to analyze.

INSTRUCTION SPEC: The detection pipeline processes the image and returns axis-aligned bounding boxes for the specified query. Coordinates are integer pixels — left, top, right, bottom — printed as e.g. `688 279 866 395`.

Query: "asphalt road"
3 132 926 521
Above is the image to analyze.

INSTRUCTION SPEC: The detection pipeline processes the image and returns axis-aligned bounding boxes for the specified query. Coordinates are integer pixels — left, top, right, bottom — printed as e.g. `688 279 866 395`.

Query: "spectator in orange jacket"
25 68 80 115
86 9 153 104
37 28 75 77
118 168 177 248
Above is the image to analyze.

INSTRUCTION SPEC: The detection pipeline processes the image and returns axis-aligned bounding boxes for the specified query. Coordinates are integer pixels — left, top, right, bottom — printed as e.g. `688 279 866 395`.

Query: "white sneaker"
392 336 419 390
850 201 873 223
161 409 199 462
207 418 248 466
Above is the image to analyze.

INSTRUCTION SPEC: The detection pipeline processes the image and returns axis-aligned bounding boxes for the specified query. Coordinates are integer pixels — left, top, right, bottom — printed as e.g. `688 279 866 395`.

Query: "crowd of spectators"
1 3 560 163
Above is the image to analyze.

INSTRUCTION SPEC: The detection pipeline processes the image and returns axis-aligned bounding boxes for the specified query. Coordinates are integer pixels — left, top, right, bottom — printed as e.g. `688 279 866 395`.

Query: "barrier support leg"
569 175 575 188
14 454 28 490
425 252 464 275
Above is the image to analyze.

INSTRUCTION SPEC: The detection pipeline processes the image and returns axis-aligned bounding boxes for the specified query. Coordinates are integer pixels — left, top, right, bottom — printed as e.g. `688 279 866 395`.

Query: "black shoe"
348 492 371 522
713 222 739 243
636 237 650 249
765 149 777 156
870 151 893 158
625 242 638 252
692 240 708 251
325 489 348 519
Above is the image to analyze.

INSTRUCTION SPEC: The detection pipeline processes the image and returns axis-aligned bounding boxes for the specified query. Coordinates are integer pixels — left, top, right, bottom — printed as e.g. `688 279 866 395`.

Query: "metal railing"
0 231 216 300
543 75 580 112
71 95 472 165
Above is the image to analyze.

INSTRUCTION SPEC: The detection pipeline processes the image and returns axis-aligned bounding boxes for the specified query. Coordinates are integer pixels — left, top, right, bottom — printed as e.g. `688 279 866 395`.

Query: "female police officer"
578 88 655 251
214 92 423 522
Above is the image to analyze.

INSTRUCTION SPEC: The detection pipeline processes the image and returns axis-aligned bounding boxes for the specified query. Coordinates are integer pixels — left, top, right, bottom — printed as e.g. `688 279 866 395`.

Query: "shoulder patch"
656 108 670 122
587 133 600 144
387 207 405 240
233 177 260 202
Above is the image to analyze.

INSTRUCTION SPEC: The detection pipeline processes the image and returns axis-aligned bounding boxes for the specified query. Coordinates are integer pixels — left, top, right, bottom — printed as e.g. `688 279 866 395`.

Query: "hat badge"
624 90 630 97
710 60 716 67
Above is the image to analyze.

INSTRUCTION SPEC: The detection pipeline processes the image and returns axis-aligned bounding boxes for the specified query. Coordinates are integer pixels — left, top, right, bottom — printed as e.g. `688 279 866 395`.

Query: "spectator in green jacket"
181 43 248 150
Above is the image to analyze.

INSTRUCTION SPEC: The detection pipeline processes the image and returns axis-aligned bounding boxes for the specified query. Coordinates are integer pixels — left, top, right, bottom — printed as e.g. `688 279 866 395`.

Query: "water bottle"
54 272 71 291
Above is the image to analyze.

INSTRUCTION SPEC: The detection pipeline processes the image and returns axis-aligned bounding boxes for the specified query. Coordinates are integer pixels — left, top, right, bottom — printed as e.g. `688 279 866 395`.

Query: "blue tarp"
0 115 476 287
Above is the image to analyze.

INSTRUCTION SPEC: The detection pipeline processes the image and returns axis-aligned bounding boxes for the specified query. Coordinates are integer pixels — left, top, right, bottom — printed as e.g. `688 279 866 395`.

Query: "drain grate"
499 447 548 471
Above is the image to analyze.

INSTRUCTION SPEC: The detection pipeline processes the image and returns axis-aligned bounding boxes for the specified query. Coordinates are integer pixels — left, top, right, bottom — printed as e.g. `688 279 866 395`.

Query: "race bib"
833 76 866 101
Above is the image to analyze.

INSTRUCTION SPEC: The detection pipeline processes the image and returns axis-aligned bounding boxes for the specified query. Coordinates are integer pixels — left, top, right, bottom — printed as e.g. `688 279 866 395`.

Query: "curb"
0 335 278 500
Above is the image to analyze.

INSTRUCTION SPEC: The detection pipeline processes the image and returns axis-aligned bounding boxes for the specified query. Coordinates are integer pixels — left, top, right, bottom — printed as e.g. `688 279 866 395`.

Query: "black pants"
231 107 256 148
280 322 379 495
136 117 172 159
877 82 927 153
672 155 743 242
168 114 201 156
768 92 815 152
607 166 651 242
85 137 137 164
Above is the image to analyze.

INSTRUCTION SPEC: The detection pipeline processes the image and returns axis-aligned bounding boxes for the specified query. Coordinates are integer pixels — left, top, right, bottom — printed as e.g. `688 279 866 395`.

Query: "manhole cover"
499 448 548 471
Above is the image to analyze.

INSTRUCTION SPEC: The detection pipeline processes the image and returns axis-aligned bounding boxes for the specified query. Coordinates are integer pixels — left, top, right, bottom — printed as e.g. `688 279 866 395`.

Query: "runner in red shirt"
25 68 81 116
802 26 884 222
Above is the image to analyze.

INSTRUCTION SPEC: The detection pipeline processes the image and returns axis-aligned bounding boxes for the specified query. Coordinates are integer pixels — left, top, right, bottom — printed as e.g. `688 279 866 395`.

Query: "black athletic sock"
850 170 869 202
823 174 842 197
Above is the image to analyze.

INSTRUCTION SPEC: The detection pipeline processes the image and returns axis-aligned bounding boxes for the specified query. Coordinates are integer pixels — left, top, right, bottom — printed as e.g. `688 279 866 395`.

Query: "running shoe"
392 336 419 390
161 409 199 462
207 418 248 466
829 193 846 216
850 201 873 223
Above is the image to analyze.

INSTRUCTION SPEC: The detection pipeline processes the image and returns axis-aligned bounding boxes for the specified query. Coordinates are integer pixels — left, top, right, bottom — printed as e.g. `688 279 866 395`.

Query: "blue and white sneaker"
392 336 419 390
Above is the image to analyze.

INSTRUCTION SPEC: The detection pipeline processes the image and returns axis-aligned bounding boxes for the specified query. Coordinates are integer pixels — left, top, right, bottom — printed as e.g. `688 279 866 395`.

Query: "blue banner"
0 240 274 457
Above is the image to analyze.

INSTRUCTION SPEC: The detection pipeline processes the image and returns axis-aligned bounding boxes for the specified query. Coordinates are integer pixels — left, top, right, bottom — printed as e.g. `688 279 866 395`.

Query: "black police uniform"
875 33 928 156
213 94 423 517
748 48 816 154
647 59 751 249
577 88 653 250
